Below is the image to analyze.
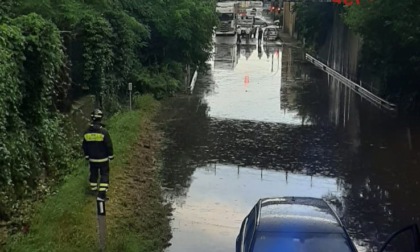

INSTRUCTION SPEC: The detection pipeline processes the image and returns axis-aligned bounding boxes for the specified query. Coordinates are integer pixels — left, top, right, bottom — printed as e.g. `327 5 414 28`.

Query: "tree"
0 0 219 226
343 0 420 111
293 1 335 52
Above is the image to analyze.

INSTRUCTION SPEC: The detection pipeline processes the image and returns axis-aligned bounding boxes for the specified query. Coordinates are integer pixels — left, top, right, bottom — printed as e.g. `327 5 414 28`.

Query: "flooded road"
159 34 420 252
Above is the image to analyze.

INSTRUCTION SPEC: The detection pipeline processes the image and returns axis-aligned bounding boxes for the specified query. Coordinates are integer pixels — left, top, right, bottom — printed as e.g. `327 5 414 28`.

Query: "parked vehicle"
236 197 358 252
263 25 279 41
253 16 271 28
236 197 420 252
246 8 256 16
215 2 240 36
237 15 255 39
246 7 262 16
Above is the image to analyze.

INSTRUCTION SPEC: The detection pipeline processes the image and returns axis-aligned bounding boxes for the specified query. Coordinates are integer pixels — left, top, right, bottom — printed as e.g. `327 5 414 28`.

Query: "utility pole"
96 197 107 251
128 82 132 110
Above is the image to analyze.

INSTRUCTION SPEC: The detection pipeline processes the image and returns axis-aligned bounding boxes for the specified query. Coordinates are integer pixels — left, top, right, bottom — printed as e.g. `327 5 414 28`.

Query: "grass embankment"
5 95 171 252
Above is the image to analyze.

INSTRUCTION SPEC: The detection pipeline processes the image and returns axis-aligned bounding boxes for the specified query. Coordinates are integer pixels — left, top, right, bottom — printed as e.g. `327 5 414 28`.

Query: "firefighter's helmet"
91 109 103 121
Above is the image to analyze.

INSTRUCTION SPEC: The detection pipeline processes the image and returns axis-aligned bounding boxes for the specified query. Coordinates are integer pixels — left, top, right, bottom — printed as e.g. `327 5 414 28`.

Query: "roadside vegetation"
5 95 171 251
343 0 420 113
0 0 217 249
293 0 420 113
293 2 335 54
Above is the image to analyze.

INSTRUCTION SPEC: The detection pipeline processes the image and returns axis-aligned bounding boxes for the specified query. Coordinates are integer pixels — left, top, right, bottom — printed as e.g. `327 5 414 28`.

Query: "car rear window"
251 231 354 252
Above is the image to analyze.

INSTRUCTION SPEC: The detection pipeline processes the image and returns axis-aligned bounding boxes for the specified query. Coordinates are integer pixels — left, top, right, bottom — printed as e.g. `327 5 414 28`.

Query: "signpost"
96 197 107 251
128 82 132 110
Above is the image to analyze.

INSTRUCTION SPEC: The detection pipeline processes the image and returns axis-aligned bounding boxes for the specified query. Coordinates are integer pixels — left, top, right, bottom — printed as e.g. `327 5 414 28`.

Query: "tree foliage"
0 14 77 220
293 2 335 52
0 0 218 232
343 0 420 111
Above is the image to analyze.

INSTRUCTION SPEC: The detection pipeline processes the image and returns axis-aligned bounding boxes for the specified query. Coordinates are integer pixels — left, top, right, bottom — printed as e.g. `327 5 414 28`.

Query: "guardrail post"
96 198 107 251
190 67 198 94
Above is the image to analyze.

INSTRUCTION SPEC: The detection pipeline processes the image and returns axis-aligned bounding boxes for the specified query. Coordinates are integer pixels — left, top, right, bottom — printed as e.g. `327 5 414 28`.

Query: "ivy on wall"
0 0 218 224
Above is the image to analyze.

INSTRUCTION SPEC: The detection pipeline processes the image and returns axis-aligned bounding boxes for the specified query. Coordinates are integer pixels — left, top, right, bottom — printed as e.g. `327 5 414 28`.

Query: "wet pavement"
159 33 420 252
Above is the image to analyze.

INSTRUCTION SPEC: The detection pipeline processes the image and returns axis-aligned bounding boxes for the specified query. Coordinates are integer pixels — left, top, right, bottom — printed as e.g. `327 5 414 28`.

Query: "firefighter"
236 25 242 44
258 27 263 44
82 109 114 200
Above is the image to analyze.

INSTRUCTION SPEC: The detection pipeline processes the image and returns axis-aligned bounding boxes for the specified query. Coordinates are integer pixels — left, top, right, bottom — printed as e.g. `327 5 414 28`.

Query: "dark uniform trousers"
83 121 113 198
89 161 110 194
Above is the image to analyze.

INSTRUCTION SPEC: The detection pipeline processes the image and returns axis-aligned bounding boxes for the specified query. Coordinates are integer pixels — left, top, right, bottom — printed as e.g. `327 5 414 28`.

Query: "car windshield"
251 232 354 252
266 29 277 34
218 13 233 21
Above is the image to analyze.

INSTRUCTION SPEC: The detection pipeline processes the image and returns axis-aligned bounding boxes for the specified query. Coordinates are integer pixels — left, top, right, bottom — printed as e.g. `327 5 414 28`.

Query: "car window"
267 29 277 35
244 206 257 249
251 232 355 252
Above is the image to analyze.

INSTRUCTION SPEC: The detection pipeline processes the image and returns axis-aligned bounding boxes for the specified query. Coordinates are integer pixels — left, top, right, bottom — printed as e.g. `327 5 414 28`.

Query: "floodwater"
159 34 420 252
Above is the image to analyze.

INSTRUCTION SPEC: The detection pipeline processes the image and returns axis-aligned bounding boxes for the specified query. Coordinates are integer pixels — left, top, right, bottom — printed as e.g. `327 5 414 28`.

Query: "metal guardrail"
305 53 397 112
190 68 198 94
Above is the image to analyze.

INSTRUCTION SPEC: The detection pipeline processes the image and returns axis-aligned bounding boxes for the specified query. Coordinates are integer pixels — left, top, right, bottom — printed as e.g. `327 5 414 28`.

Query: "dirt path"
107 114 172 251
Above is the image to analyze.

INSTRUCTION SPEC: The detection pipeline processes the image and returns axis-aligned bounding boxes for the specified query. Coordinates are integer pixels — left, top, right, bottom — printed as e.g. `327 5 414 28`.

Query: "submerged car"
236 197 358 252
236 197 420 252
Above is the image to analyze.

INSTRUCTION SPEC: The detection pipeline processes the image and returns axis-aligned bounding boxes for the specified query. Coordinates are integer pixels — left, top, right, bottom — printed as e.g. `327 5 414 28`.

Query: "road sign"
128 82 132 110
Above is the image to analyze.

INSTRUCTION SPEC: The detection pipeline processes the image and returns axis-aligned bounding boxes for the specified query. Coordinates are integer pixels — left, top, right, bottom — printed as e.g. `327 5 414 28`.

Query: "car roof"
254 16 267 20
255 197 345 234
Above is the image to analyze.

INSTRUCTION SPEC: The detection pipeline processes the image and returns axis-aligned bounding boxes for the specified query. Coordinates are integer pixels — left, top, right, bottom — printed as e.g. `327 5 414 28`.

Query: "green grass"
5 95 162 252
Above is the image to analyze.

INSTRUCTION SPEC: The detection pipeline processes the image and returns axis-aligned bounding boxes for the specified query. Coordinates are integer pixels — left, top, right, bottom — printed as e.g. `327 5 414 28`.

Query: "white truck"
237 15 255 39
215 2 240 36
246 7 263 17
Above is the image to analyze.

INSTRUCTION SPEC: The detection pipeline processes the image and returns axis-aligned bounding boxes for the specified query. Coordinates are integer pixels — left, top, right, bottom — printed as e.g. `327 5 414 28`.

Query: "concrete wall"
282 2 297 38
317 8 362 83
283 4 368 89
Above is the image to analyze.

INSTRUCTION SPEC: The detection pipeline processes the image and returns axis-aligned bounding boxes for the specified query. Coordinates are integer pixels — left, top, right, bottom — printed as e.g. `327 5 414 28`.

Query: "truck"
215 2 240 36
237 1 263 15
237 15 255 39
246 7 263 17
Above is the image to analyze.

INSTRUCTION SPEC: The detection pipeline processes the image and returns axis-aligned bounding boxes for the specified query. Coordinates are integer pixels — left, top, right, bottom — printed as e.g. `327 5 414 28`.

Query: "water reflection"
281 46 330 126
164 165 347 252
161 41 420 252
213 44 238 70
208 43 309 125
303 61 420 250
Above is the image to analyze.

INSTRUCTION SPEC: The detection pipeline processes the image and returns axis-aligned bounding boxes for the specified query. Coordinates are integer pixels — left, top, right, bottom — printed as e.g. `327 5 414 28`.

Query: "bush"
133 94 159 112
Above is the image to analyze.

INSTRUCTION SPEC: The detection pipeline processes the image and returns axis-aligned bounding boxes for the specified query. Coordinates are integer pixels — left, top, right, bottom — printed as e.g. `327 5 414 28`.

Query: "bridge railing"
305 53 397 112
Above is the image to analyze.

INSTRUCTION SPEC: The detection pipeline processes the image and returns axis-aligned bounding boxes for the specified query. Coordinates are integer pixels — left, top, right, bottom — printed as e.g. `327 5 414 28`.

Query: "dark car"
236 197 420 252
236 197 358 252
